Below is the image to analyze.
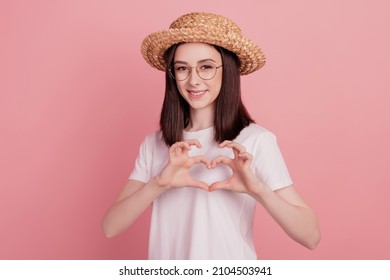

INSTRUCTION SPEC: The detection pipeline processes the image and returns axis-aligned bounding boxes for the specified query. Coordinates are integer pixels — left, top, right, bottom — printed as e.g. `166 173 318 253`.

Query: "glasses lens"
197 62 217 80
172 65 190 81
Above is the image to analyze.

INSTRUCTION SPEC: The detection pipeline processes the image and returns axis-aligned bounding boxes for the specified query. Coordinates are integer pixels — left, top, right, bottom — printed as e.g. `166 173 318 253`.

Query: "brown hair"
160 44 254 146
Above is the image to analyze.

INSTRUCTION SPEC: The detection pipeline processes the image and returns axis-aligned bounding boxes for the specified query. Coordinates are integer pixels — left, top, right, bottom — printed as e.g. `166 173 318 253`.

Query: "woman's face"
173 43 223 113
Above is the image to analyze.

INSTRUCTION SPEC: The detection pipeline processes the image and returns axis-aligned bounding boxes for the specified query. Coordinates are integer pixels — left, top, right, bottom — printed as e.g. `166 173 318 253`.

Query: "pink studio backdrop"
1 0 389 259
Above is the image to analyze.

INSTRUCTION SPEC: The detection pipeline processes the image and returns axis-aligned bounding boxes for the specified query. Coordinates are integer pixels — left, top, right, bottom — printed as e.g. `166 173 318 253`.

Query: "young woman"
102 12 320 259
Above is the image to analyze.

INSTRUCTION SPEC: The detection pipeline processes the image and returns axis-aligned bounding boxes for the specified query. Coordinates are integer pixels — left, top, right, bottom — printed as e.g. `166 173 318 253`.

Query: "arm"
102 178 164 238
210 141 320 249
102 139 210 238
252 184 320 250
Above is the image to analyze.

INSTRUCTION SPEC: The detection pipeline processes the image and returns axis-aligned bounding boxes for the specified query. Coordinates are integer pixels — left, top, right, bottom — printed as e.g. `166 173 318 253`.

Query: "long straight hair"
160 43 254 146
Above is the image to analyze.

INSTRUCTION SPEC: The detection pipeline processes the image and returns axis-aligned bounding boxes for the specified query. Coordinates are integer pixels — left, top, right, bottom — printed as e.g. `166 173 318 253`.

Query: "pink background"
1 0 389 259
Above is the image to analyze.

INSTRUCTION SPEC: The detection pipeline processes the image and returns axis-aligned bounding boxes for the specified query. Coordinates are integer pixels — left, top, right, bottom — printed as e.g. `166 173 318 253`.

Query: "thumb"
189 179 210 192
209 180 230 192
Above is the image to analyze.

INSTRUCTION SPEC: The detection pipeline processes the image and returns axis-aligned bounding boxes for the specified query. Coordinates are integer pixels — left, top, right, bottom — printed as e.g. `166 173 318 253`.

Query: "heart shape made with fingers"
189 156 233 187
166 139 254 193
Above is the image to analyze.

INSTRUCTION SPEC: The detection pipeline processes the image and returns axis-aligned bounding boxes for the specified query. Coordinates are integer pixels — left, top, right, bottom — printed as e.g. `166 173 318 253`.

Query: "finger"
189 180 210 191
185 139 202 149
238 152 253 168
170 141 191 152
209 180 230 191
219 140 233 148
219 141 247 159
225 142 246 154
211 155 232 168
192 156 211 168
238 152 253 161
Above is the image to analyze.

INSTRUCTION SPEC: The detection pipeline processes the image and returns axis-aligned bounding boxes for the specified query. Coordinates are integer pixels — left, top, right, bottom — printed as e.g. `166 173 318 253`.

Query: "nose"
187 67 201 85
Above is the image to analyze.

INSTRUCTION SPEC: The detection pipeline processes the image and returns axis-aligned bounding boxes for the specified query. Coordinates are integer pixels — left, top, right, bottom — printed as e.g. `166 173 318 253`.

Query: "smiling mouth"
188 90 207 97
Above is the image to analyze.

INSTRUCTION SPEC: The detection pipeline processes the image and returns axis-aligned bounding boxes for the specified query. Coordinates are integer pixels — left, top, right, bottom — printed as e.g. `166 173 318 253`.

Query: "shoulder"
235 123 277 143
144 130 162 142
140 130 166 149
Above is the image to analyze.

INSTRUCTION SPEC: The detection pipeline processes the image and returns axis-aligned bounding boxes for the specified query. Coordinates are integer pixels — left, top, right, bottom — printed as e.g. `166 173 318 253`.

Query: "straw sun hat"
141 12 266 75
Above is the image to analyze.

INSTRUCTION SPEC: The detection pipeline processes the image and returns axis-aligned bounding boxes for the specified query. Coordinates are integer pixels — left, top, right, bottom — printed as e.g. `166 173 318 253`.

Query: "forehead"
174 43 221 63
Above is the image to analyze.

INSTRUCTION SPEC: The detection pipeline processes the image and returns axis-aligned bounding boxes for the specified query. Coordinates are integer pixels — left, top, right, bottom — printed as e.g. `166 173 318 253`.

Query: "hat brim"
141 26 266 75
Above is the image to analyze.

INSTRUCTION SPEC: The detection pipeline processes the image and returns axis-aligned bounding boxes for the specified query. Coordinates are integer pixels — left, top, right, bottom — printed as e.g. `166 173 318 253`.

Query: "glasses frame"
169 62 223 81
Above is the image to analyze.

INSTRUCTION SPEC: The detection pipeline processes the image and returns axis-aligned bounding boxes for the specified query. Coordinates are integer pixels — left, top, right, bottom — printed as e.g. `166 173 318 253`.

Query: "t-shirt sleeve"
128 135 152 183
252 131 293 191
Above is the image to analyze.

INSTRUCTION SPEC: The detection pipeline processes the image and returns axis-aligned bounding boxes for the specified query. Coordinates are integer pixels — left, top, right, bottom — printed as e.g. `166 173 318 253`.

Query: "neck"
186 106 214 131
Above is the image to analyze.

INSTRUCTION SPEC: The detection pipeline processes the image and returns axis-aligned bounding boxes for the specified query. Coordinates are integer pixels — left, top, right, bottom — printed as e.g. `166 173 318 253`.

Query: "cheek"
213 75 223 94
176 82 186 97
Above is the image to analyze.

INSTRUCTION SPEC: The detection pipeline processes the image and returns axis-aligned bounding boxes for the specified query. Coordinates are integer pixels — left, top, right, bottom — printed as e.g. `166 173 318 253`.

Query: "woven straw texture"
141 12 266 75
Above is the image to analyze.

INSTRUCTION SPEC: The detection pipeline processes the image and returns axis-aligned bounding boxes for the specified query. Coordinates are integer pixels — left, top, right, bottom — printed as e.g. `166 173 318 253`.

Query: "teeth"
189 90 206 96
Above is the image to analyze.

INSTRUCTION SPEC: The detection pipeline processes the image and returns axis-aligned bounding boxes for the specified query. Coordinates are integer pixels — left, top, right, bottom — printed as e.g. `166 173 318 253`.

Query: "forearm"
102 178 165 238
251 185 320 250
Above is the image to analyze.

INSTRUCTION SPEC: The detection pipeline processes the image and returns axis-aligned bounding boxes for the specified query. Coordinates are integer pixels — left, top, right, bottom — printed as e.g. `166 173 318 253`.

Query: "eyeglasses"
169 61 223 81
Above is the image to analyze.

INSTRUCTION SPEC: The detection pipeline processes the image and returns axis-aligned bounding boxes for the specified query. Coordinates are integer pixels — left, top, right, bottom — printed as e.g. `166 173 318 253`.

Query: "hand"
209 141 263 195
155 139 210 191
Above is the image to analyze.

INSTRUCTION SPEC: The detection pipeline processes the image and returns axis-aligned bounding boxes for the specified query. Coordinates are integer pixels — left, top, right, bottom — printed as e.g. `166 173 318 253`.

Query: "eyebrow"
173 58 217 65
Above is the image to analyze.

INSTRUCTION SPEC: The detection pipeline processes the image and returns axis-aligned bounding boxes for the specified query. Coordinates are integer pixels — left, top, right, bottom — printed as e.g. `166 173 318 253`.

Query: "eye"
198 63 215 70
175 65 189 72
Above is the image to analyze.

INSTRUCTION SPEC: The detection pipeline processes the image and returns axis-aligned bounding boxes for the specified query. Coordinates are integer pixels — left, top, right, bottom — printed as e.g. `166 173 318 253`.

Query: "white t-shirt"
129 123 293 259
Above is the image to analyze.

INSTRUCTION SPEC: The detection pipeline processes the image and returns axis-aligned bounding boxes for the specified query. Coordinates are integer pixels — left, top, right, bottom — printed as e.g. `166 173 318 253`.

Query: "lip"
188 90 207 99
